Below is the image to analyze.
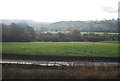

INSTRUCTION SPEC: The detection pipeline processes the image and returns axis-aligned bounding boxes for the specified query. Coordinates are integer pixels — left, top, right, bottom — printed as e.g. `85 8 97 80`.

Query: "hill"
38 19 118 32
1 19 118 32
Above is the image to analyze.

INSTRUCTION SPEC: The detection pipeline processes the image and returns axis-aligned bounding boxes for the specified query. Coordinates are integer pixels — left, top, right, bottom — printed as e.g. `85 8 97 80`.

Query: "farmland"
2 42 119 57
2 19 119 79
43 31 119 35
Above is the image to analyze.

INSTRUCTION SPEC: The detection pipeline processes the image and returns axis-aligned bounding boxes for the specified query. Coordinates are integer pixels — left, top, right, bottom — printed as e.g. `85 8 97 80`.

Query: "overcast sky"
0 0 119 22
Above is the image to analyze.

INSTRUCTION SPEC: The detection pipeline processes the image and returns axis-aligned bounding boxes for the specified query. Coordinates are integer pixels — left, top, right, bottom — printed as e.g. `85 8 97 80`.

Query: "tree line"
2 23 118 42
2 23 36 42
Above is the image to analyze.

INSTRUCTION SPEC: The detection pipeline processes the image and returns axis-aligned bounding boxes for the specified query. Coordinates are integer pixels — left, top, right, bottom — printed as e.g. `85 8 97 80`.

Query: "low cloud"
102 6 117 13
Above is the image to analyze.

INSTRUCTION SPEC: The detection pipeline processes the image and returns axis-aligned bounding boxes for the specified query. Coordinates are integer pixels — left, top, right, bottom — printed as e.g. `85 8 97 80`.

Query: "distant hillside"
1 19 118 32
38 19 118 32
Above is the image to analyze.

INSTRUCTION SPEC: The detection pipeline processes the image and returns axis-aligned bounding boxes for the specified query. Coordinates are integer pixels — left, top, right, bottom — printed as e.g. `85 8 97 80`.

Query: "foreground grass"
2 42 119 57
2 63 119 79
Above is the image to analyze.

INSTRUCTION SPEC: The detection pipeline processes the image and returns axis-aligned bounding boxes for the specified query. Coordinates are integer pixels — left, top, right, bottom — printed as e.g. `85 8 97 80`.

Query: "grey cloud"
102 6 117 13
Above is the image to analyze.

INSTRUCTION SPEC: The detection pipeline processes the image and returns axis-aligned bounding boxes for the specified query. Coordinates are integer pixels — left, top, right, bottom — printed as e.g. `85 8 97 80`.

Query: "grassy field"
2 42 119 57
44 31 119 35
81 32 119 35
100 41 120 43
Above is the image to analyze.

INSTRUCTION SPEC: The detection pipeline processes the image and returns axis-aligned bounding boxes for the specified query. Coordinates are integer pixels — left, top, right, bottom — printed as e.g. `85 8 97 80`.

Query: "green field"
81 32 119 35
100 41 120 43
44 31 119 35
2 42 119 57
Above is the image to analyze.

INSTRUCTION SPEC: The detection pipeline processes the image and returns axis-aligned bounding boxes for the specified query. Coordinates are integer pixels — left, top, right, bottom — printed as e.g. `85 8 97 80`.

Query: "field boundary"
2 53 119 62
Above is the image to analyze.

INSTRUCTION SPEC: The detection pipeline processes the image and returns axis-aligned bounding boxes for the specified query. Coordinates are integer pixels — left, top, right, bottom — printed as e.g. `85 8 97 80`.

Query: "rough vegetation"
2 63 119 79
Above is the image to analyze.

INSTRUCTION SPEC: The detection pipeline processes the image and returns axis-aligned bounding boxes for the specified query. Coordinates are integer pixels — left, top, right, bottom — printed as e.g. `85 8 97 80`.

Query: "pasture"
43 31 119 35
2 42 119 57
